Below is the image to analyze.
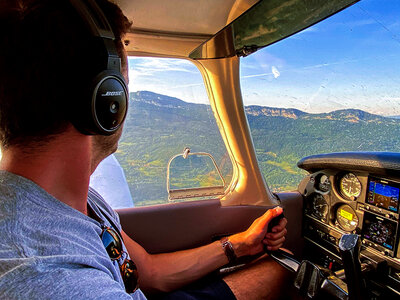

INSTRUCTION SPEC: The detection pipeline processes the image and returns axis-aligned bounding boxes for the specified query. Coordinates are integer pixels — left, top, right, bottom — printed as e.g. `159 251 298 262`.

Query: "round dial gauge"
336 204 359 232
311 194 328 220
318 174 331 193
366 222 389 244
339 173 361 199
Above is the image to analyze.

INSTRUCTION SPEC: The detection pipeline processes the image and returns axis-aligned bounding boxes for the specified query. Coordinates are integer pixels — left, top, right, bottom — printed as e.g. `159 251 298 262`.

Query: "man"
0 0 289 299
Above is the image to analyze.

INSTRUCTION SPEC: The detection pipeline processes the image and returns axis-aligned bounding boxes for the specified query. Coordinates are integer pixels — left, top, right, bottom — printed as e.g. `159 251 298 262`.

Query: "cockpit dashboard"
298 152 400 295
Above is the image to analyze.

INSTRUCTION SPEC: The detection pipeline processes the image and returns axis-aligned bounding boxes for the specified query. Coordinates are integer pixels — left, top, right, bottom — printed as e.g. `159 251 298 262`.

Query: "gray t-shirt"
0 170 147 300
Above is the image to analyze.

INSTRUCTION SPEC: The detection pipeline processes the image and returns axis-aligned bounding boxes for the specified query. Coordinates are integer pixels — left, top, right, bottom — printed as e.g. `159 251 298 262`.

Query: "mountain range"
115 91 400 206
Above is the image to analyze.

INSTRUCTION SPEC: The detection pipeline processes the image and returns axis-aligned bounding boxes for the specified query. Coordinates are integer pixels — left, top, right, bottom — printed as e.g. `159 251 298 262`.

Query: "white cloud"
271 66 280 78
128 57 197 77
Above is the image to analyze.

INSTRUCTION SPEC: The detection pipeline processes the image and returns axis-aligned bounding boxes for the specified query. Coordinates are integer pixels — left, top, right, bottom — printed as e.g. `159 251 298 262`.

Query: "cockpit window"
240 0 400 192
93 58 233 208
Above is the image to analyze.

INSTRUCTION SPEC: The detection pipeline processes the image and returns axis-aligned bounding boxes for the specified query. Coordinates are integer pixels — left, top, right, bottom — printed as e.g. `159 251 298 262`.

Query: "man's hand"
228 207 288 257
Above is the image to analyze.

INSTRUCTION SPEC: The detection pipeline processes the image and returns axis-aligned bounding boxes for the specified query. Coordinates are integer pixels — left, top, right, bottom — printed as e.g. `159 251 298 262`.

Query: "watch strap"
220 237 237 263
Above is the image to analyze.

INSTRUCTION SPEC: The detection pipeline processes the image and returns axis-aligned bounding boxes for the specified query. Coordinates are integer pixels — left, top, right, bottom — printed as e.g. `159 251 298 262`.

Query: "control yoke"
269 233 379 300
338 234 366 300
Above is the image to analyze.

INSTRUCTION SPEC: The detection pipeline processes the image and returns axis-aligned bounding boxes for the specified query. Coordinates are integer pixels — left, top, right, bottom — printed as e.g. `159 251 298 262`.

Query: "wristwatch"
220 237 237 263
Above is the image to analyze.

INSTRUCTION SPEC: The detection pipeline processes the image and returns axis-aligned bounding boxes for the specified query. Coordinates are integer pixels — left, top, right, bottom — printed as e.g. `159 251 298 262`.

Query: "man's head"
0 0 131 151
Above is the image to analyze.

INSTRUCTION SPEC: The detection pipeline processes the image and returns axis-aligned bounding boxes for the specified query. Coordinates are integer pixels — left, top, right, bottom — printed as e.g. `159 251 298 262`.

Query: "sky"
128 0 400 116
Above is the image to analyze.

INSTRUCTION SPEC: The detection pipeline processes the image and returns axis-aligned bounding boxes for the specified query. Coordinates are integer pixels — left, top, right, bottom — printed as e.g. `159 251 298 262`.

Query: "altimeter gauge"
336 204 359 232
339 173 362 200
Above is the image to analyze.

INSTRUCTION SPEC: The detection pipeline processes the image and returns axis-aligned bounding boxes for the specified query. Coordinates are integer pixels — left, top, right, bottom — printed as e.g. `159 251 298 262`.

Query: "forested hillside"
115 91 400 206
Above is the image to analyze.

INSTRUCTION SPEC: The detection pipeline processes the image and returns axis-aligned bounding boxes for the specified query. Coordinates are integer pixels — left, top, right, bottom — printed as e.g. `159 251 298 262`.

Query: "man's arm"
121 206 287 294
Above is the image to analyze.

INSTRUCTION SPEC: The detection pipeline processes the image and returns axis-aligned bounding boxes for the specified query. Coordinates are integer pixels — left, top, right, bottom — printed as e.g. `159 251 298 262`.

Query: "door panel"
117 192 303 256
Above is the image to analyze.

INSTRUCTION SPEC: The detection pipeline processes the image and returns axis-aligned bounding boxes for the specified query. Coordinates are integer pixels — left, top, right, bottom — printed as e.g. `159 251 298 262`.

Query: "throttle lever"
264 212 286 258
267 210 284 234
264 208 284 256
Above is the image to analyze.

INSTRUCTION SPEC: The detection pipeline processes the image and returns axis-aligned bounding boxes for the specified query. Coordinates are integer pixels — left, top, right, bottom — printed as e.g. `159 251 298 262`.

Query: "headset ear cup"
72 70 128 135
68 0 128 136
92 71 128 135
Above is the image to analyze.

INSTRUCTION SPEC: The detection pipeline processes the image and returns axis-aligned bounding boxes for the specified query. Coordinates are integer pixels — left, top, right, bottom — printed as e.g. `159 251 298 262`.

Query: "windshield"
240 0 400 192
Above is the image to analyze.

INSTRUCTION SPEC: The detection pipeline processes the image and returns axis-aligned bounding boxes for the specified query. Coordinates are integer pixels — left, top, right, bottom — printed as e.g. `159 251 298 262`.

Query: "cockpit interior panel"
298 152 400 296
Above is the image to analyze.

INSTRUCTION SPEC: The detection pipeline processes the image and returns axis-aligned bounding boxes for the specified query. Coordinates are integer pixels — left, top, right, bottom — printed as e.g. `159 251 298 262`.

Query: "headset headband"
70 0 121 72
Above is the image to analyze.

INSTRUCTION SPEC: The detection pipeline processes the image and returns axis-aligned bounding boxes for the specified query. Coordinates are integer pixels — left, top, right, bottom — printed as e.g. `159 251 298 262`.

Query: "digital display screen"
362 212 397 250
367 177 400 212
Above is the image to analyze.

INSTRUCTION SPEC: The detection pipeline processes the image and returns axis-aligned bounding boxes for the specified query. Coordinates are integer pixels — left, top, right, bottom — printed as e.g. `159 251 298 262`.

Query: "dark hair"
0 0 131 149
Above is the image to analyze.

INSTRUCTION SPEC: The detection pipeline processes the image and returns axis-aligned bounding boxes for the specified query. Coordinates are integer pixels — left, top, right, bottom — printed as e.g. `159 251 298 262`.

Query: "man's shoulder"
0 172 106 260
0 171 52 257
0 170 68 213
0 258 146 300
0 170 27 209
0 172 147 299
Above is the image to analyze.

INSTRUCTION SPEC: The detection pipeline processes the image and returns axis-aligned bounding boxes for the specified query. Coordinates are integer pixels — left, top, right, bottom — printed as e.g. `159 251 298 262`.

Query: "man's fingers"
265 244 282 251
271 217 287 233
266 228 287 240
263 236 285 251
263 236 285 247
254 206 283 232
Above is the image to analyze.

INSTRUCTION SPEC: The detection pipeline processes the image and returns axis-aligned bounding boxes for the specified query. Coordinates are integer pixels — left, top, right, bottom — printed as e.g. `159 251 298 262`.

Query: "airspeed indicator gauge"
339 173 361 200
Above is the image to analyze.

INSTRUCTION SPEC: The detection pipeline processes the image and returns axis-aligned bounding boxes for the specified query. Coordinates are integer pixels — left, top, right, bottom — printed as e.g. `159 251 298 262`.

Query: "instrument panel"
302 170 400 257
297 152 400 296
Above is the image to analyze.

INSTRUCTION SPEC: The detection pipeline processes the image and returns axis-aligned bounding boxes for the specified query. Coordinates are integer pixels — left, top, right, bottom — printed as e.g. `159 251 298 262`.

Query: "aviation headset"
69 0 128 135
